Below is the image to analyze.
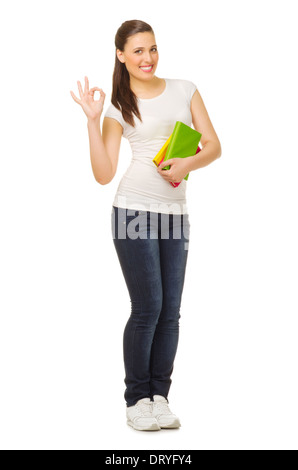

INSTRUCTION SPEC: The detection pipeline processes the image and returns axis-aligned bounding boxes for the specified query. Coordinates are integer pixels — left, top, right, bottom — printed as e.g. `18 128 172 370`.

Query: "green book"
162 121 202 186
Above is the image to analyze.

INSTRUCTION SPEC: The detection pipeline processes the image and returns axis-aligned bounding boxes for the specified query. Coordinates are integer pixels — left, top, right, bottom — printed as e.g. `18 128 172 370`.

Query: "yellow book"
152 133 173 167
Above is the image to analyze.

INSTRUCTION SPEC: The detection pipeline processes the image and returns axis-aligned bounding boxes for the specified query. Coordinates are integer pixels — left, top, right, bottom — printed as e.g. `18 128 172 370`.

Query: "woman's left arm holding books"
157 89 222 183
187 89 222 171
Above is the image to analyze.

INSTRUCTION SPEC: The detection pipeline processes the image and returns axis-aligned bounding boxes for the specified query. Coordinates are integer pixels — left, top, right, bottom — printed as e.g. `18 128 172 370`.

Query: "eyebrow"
133 44 157 51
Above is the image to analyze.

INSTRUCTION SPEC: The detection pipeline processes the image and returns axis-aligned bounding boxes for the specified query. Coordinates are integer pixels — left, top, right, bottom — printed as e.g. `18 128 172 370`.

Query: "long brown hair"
112 20 154 127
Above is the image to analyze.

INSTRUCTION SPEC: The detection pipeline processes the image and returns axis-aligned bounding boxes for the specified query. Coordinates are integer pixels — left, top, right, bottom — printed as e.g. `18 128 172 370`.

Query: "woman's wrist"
185 155 196 173
87 116 101 129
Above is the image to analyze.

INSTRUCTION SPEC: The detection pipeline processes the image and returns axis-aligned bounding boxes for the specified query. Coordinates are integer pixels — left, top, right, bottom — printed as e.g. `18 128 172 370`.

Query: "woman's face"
117 32 159 81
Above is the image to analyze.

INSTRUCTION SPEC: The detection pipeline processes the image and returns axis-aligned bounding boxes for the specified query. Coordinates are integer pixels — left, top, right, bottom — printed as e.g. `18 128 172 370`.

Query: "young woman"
70 19 221 432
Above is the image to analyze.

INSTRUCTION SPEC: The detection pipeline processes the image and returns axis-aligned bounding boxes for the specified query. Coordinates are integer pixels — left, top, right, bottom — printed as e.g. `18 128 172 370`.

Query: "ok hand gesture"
70 76 105 122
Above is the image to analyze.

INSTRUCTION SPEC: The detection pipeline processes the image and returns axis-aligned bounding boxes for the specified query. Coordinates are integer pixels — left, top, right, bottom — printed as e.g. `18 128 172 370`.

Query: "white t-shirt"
103 77 197 214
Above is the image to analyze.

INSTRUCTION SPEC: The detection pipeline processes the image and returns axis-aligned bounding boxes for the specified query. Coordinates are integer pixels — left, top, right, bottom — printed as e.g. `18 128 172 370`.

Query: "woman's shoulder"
104 101 122 116
166 78 197 102
103 102 125 128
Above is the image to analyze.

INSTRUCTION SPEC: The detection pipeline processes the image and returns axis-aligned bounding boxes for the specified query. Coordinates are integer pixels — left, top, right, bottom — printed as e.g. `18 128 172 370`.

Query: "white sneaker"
152 395 181 429
126 398 161 431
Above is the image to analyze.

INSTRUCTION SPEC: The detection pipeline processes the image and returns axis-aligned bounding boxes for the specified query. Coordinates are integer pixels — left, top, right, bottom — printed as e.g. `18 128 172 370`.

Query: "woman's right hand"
70 76 106 122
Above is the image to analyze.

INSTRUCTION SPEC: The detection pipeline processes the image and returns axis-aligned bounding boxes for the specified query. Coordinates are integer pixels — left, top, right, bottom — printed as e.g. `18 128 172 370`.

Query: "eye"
135 48 158 54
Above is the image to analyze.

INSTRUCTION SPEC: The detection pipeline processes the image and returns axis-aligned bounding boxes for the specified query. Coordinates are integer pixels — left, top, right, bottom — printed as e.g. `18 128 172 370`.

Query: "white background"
0 0 297 450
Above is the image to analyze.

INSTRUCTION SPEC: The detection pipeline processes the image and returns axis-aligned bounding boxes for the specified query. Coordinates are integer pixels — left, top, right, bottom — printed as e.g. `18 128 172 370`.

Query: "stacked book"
152 121 202 187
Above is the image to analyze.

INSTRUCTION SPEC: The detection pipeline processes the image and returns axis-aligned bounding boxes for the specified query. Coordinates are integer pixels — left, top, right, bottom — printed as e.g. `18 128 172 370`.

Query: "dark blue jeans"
111 206 190 407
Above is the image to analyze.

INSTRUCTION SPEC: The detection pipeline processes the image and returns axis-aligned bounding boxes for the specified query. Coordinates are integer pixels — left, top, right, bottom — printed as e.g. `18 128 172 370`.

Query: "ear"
116 49 125 64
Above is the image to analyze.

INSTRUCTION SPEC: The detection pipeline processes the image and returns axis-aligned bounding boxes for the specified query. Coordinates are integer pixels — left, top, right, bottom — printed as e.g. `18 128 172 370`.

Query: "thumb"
89 87 105 98
159 158 174 169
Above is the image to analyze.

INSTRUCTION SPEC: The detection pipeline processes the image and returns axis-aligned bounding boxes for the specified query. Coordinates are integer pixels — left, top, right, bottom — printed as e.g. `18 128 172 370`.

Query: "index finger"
84 76 89 93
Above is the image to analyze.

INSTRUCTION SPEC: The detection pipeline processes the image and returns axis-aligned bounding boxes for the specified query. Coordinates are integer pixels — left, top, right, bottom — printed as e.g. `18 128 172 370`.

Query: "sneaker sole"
158 419 181 429
127 420 161 431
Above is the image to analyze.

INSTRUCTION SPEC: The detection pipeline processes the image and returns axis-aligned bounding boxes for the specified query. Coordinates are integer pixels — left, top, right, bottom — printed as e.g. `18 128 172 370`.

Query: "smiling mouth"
139 65 154 72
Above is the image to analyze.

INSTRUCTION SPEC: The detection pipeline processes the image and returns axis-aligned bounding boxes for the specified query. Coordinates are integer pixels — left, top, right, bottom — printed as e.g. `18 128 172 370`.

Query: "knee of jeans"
130 296 163 326
160 300 182 322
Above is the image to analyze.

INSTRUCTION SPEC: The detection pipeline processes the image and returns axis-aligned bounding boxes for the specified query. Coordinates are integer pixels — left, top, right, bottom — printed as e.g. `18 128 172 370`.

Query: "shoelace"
135 401 153 417
154 401 173 415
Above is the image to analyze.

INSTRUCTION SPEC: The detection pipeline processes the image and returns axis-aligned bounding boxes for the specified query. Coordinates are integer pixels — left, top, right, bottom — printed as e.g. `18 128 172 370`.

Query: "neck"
129 75 160 94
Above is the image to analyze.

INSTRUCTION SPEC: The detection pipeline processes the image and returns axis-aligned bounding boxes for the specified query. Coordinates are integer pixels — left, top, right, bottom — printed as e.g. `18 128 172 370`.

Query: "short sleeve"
104 103 124 130
188 80 197 104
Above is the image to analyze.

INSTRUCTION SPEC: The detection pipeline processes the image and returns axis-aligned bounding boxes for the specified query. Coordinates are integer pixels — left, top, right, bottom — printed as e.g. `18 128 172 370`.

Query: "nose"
143 51 154 64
